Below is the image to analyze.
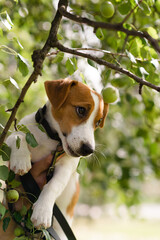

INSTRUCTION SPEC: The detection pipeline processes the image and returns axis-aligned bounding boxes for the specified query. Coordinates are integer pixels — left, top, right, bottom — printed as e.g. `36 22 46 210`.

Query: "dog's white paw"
10 158 31 175
31 200 53 229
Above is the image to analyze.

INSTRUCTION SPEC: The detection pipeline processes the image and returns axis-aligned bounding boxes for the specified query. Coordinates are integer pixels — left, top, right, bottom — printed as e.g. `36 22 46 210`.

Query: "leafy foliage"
0 1 160 234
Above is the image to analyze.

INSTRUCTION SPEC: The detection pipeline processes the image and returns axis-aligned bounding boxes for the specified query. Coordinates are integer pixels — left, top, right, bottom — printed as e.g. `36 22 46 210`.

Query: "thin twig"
56 41 160 92
59 6 160 54
48 47 156 62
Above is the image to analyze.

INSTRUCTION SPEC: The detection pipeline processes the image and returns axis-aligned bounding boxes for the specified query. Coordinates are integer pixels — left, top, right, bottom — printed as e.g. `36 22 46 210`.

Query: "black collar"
35 105 61 143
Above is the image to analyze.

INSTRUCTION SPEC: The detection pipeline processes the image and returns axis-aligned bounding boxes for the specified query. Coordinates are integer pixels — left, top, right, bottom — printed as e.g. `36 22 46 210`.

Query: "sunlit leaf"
6 11 14 26
14 37 23 49
111 77 134 88
139 67 149 78
53 52 64 63
0 28 3 37
57 33 63 40
66 58 77 75
77 158 88 175
151 58 159 69
80 72 86 84
9 77 19 89
147 27 158 39
17 54 29 76
96 28 104 40
126 50 137 63
0 15 12 30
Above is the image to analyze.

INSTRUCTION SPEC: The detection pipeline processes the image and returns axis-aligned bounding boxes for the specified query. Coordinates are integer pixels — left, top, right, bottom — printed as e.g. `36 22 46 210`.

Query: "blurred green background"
1 0 160 238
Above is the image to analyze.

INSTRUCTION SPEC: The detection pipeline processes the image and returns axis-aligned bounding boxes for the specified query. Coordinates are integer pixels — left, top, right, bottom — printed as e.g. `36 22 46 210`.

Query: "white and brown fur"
1 79 108 240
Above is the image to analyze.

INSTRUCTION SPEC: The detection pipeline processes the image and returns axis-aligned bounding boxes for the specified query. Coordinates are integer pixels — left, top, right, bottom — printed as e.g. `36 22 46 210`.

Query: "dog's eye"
96 118 103 127
76 106 87 118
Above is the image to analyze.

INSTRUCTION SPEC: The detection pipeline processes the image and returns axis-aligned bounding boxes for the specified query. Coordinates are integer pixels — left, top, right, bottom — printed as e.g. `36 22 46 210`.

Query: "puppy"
5 78 108 239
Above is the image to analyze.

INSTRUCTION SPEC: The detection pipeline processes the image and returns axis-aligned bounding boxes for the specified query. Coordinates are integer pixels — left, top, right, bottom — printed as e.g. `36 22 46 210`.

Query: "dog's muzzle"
78 143 94 156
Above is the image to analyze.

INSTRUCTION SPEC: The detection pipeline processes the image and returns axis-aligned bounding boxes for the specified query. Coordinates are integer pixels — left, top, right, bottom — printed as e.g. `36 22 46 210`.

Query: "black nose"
79 143 94 156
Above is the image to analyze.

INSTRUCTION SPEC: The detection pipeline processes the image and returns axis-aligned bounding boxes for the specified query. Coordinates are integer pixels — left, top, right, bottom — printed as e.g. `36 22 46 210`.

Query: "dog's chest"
19 112 58 162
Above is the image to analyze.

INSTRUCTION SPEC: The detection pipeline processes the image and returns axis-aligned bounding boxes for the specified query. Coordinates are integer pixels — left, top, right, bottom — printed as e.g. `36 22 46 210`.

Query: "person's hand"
30 154 53 189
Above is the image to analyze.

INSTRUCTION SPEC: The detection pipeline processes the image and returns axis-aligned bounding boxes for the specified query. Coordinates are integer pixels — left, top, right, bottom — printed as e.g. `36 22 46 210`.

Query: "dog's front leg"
6 132 31 175
31 155 79 229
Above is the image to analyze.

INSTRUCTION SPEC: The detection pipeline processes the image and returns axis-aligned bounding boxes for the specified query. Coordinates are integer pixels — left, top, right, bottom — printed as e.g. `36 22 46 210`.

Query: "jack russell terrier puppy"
5 78 109 239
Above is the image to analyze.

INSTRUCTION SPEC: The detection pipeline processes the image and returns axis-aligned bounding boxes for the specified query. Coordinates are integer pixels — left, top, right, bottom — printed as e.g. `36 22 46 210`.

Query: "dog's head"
45 79 109 157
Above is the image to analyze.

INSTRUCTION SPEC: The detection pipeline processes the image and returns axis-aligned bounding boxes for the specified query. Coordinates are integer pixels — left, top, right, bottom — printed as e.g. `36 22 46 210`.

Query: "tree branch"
56 41 160 92
0 0 68 147
59 6 160 54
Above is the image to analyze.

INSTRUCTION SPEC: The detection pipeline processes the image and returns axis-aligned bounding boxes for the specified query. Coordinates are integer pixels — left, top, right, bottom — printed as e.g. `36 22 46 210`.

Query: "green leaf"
14 37 24 49
66 58 77 75
25 132 38 148
147 27 158 39
139 67 149 78
17 54 29 77
118 2 131 15
0 28 3 37
0 202 7 220
25 217 33 230
16 136 21 149
87 59 97 69
9 77 20 89
3 217 11 232
0 143 11 161
111 77 134 88
140 1 151 15
13 211 22 223
103 69 111 85
96 28 104 40
6 11 13 26
57 33 63 40
19 205 27 216
71 57 78 71
0 15 12 30
80 72 86 84
37 124 46 133
77 158 88 175
8 179 21 188
151 58 159 69
129 38 143 58
8 170 15 182
17 124 29 134
126 50 137 63
42 229 52 240
0 165 9 181
53 52 64 63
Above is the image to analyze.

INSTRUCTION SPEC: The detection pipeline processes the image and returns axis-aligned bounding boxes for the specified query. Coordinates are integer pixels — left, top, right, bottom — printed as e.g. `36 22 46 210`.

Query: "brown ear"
100 103 109 128
44 79 77 109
